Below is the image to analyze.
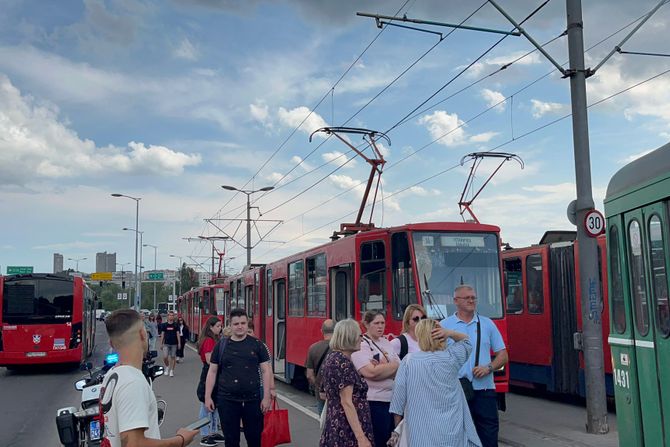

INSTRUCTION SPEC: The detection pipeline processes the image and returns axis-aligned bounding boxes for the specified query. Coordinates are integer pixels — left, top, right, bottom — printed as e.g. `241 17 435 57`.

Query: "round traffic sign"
584 209 605 237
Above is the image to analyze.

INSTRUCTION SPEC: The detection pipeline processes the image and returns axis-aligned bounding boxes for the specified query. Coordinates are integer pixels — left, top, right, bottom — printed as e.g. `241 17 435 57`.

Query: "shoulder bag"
459 316 480 402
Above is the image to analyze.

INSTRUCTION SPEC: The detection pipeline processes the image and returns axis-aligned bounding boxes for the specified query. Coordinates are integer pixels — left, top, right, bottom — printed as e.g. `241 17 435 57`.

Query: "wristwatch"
487 364 494 373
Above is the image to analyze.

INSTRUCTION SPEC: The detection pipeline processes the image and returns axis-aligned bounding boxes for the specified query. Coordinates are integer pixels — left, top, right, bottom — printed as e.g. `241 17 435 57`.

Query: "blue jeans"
199 402 220 437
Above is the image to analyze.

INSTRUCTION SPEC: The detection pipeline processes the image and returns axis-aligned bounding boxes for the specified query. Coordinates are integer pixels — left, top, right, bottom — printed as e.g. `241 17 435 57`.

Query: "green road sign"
6 266 33 275
147 272 164 280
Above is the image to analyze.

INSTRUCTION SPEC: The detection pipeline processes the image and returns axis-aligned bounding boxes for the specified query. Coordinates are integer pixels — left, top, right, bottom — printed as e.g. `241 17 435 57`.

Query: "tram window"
503 258 523 314
215 288 224 316
628 219 650 336
236 280 243 309
203 289 211 314
276 279 286 320
307 254 327 317
288 261 305 316
392 232 417 320
266 269 273 317
335 270 350 321
648 215 670 338
526 254 544 314
360 241 386 312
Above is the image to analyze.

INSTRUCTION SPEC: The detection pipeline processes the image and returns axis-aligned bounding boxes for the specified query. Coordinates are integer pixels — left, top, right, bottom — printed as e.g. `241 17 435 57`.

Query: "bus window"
288 261 305 316
392 232 416 320
526 254 544 314
503 258 523 314
266 269 273 317
609 225 626 334
307 254 327 317
360 241 386 312
628 219 650 336
648 215 670 338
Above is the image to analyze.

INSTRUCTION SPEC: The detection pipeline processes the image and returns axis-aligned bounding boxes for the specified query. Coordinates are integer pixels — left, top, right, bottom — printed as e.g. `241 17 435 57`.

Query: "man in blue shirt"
438 284 508 447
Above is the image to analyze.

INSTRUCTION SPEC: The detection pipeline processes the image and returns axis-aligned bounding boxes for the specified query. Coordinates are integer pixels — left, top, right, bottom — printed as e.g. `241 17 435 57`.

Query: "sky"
1 0 670 275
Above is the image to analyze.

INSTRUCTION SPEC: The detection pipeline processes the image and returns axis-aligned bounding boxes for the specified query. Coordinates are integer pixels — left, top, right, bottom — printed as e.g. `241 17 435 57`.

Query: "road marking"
186 343 197 353
276 393 320 422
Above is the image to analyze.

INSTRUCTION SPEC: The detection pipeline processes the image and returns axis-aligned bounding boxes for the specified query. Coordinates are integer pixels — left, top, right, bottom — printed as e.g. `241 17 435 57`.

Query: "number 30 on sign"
584 209 605 237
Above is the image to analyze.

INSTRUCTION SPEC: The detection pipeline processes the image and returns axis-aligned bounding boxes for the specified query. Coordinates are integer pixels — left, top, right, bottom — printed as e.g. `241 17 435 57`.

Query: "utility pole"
565 0 608 433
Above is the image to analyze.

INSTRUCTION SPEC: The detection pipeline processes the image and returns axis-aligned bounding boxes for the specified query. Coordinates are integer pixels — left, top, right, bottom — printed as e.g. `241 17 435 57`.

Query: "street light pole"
169 254 183 296
112 193 141 310
221 185 274 266
67 257 87 273
123 227 144 309
144 244 158 311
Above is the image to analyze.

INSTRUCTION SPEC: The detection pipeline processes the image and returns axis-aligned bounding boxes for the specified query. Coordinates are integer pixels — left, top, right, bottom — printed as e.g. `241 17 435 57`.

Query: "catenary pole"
566 0 608 433
246 192 252 266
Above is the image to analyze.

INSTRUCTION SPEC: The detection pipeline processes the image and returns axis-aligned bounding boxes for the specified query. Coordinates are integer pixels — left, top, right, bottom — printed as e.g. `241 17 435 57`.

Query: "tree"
180 263 199 292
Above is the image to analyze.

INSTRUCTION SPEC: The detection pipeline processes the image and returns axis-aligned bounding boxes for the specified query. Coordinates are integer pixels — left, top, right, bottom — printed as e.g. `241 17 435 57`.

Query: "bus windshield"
413 231 503 319
2 278 73 324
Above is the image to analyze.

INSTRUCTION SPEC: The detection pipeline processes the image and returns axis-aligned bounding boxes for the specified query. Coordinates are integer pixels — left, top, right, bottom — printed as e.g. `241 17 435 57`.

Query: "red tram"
501 231 613 397
178 221 509 394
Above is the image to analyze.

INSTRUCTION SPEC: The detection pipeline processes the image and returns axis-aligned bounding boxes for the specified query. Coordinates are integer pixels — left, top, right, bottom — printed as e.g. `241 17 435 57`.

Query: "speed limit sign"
584 209 605 237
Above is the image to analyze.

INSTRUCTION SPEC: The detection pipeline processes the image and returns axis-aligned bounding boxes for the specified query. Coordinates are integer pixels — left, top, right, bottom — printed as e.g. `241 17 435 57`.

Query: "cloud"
530 99 569 118
290 155 314 171
277 106 328 135
0 75 201 186
418 110 498 146
619 149 654 164
485 51 542 67
322 150 356 167
174 37 199 61
481 89 506 113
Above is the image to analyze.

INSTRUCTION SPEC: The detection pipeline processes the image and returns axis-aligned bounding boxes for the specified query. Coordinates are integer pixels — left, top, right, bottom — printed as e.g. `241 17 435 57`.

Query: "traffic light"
122 280 126 289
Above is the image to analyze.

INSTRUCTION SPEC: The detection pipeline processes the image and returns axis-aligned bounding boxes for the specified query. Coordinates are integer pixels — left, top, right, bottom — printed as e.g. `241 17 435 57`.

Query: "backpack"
196 337 228 402
398 334 409 360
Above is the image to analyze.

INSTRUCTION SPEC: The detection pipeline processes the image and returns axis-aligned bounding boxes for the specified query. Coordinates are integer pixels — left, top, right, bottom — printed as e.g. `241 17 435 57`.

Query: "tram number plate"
614 368 630 389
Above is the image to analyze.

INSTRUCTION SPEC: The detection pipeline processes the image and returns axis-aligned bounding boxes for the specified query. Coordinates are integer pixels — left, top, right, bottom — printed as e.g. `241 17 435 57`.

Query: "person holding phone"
352 311 400 447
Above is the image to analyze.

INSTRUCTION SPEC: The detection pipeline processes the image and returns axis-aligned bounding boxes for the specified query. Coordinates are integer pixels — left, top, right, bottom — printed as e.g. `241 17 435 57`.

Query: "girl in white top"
390 304 428 360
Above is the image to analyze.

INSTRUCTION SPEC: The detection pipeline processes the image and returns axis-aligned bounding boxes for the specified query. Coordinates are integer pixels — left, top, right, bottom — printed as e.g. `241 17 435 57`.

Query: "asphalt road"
0 321 109 447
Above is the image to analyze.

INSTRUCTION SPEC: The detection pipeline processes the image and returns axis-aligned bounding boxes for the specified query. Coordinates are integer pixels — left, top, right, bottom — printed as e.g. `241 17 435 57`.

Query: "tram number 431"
614 368 630 389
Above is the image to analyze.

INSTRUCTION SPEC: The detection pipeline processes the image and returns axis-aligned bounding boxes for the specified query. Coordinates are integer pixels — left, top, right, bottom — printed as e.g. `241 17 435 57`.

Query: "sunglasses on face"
411 316 427 322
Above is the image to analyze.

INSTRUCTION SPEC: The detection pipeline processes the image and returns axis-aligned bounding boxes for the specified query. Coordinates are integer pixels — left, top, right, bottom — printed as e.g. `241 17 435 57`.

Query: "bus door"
624 208 666 446
273 279 287 377
330 264 354 321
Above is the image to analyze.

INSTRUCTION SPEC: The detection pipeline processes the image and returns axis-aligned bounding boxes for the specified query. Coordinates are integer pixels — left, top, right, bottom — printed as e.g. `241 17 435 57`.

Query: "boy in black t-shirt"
204 309 274 447
159 311 180 377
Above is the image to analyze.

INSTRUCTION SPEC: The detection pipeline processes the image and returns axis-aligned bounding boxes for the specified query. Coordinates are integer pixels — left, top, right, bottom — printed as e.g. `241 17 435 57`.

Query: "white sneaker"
169 370 174 377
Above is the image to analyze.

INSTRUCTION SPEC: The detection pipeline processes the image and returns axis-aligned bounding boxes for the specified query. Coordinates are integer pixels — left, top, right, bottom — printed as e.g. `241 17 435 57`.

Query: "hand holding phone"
184 416 210 431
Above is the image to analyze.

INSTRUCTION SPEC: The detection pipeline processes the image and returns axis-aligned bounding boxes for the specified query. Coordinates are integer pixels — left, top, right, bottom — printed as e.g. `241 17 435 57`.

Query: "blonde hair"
415 319 446 352
222 326 232 338
401 304 427 333
329 319 361 352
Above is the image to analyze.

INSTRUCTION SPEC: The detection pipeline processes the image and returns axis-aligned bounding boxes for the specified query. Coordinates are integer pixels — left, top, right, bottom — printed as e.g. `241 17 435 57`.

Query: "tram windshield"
413 231 503 319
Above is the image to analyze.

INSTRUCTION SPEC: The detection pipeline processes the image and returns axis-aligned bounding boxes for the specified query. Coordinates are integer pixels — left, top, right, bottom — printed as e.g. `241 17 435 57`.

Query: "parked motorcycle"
56 352 166 447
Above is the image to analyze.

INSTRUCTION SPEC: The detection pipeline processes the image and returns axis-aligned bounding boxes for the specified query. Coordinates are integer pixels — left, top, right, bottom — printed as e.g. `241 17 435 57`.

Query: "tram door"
623 206 670 446
330 265 354 321
273 279 287 376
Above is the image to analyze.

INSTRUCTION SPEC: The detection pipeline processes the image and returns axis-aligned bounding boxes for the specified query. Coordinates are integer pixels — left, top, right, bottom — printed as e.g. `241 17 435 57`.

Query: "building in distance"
53 253 64 273
96 252 117 273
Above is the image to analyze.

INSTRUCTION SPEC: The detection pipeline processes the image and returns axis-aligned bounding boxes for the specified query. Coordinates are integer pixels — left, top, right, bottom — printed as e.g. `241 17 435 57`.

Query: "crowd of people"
100 283 507 447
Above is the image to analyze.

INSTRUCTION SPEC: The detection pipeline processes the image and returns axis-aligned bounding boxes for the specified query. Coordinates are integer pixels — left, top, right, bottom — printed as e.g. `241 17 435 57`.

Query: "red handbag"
261 398 292 447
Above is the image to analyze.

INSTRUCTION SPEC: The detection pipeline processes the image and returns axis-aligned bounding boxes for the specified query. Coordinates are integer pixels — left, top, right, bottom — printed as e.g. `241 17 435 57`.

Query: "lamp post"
112 193 141 310
169 254 183 296
143 244 158 311
122 226 143 310
67 257 87 272
221 185 274 266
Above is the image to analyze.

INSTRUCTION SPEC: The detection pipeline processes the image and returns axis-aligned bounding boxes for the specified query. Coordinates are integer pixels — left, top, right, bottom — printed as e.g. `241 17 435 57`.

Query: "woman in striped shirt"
389 319 481 447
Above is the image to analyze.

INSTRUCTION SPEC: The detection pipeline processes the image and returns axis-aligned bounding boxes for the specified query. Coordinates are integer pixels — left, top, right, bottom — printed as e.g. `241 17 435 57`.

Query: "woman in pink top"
351 310 400 447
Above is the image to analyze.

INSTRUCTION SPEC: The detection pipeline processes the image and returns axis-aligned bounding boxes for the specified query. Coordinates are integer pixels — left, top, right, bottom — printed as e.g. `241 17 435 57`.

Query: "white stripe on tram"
607 337 655 349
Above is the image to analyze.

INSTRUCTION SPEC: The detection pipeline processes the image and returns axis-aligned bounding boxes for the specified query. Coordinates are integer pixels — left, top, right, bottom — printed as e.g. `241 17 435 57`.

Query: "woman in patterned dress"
320 319 374 447
389 319 481 447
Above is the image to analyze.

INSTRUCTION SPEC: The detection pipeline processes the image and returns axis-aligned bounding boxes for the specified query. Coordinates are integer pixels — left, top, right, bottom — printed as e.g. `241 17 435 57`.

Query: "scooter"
56 352 166 447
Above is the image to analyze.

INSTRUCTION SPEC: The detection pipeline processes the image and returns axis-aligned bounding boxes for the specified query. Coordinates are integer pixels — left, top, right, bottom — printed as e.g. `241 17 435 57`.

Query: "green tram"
605 141 670 446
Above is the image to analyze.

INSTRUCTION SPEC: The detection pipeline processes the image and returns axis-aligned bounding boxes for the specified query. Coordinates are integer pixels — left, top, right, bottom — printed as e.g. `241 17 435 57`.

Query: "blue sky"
1 0 669 275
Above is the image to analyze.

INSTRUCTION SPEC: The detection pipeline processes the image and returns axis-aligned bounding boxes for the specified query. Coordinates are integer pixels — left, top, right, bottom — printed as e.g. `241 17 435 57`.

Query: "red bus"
179 221 509 395
501 231 613 397
0 273 97 367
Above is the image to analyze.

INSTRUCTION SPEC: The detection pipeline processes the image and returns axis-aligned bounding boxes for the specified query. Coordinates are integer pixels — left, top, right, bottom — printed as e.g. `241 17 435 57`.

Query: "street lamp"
122 226 143 310
67 257 87 272
169 254 183 296
143 243 158 311
112 193 141 310
221 185 274 265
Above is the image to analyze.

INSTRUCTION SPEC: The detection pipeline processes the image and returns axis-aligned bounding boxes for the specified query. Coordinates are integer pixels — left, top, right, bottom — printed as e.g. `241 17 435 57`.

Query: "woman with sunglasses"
390 304 427 361
351 310 400 447
176 316 190 363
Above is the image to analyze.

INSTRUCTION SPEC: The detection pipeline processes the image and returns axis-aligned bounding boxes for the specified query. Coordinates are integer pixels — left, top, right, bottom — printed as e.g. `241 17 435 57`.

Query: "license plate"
89 420 101 440
26 352 46 357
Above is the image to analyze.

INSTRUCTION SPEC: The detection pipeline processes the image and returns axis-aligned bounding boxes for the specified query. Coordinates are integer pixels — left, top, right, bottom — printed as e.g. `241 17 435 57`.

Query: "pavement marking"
276 393 321 423
186 342 198 353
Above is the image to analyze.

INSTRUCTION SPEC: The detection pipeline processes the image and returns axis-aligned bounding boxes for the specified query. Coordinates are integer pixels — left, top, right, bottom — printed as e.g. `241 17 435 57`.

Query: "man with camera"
101 309 198 447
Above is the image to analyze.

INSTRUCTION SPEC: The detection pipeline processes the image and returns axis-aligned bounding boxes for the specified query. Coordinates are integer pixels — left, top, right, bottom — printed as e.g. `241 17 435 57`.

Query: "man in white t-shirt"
101 309 198 447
